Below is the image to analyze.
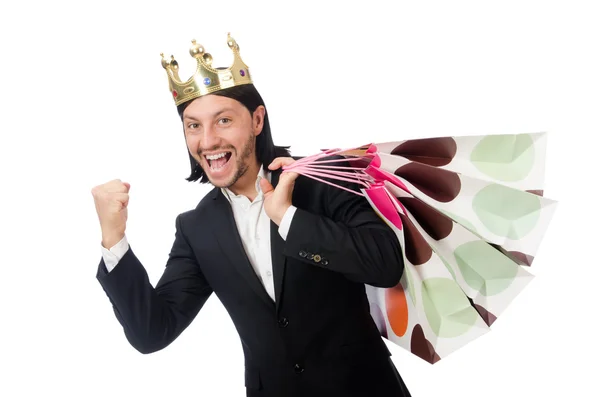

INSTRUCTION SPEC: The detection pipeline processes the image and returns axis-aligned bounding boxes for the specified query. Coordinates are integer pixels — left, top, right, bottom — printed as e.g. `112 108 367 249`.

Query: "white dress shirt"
100 165 297 302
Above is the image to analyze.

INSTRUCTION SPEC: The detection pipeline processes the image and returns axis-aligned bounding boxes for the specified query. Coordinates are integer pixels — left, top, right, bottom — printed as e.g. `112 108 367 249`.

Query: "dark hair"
176 84 290 183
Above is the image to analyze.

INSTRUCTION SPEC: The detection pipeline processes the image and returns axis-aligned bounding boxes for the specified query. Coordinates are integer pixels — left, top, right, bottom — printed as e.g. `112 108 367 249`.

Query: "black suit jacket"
96 163 411 397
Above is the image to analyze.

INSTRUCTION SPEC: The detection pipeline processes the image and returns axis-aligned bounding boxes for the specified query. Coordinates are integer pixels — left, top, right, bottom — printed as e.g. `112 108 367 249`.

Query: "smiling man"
92 34 411 397
183 94 270 203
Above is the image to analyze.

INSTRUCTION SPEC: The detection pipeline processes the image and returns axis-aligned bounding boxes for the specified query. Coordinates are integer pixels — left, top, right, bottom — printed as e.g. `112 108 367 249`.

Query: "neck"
227 158 261 201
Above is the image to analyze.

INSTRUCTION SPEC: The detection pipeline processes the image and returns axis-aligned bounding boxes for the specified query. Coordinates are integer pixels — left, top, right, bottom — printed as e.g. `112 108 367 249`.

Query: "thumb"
259 178 274 196
123 182 131 192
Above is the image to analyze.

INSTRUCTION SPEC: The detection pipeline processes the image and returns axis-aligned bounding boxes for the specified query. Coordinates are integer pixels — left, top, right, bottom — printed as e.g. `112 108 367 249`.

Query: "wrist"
273 204 291 226
102 232 125 249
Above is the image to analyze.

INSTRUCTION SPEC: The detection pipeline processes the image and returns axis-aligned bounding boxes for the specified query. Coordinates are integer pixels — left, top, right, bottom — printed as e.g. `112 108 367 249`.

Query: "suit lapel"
211 189 275 309
269 168 287 313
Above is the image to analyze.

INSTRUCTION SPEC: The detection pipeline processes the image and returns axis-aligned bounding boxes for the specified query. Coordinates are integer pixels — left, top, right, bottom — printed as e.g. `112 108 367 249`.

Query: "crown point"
203 53 213 65
169 55 178 70
189 40 205 57
227 34 238 49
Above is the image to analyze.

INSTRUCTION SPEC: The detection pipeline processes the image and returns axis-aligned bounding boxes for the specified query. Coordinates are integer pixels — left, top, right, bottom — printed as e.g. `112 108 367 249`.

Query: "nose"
200 125 221 150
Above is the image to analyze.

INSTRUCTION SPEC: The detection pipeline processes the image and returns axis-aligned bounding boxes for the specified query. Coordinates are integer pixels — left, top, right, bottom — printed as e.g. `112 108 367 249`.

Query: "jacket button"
278 317 289 328
307 253 314 260
299 251 307 258
313 254 321 262
294 364 304 374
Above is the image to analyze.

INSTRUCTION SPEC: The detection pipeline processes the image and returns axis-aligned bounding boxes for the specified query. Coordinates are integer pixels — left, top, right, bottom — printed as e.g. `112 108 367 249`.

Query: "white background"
0 0 598 396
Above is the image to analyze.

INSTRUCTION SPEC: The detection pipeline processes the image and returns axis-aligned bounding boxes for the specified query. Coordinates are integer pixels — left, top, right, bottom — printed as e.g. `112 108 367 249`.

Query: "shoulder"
194 187 220 214
291 153 358 207
293 153 355 189
176 187 220 227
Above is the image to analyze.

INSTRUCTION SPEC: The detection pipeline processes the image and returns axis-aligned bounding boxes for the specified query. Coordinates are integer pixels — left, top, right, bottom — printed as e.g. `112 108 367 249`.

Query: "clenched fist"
91 179 131 249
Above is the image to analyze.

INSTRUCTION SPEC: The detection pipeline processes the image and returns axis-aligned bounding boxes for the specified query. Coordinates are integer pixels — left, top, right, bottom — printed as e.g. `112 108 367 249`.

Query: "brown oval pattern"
526 189 544 197
508 250 535 266
399 212 433 265
468 297 497 326
410 324 441 364
395 162 462 203
399 197 454 241
391 137 457 166
491 244 535 267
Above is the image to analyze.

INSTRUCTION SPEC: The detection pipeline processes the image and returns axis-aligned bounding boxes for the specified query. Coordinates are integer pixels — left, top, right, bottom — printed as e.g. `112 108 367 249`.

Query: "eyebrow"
183 108 236 121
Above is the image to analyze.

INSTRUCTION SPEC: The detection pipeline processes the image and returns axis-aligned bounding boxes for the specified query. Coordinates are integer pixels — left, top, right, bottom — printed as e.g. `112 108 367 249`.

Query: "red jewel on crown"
172 90 178 98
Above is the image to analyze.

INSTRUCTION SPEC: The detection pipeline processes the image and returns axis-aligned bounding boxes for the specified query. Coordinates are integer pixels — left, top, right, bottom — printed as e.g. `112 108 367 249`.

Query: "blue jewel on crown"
203 77 211 85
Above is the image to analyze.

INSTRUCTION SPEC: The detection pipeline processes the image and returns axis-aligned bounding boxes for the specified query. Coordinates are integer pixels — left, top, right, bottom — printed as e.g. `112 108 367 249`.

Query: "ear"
252 105 266 136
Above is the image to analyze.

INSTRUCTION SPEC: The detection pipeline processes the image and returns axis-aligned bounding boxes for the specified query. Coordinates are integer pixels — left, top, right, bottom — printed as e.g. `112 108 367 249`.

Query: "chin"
204 165 237 188
209 178 235 189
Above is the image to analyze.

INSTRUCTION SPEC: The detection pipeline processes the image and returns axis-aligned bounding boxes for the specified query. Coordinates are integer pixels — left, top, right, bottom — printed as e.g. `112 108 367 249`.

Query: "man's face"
183 94 264 189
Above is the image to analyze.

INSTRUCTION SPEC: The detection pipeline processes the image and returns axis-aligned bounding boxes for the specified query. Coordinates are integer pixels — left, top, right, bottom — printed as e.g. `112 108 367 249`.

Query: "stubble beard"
207 133 256 189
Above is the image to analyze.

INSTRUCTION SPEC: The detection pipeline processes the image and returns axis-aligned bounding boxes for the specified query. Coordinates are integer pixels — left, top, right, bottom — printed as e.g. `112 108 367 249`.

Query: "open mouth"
205 151 232 171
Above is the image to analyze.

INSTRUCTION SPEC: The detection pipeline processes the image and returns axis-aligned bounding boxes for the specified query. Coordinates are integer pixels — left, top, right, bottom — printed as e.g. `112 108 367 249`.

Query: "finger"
280 171 299 182
259 178 274 195
268 157 295 170
276 172 299 192
106 180 130 193
268 158 282 170
114 182 130 193
112 192 130 206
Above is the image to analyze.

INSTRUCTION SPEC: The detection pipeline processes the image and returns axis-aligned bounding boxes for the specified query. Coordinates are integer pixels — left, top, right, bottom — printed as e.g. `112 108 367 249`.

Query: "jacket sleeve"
96 213 213 354
282 160 405 288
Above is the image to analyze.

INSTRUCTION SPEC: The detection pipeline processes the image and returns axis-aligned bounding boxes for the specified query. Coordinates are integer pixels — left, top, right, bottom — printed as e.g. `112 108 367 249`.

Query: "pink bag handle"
285 163 368 196
281 143 410 196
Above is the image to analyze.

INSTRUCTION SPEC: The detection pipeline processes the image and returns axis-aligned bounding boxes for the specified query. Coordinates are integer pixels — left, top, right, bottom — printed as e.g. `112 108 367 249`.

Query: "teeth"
206 152 228 160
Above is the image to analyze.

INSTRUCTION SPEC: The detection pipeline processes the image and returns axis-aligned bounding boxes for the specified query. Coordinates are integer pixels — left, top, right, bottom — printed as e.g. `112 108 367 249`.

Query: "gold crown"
161 33 253 106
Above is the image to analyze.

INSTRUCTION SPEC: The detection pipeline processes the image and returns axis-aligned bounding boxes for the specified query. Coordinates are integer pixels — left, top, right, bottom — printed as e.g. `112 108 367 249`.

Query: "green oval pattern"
472 183 541 239
438 208 478 235
454 240 518 296
405 266 416 305
422 277 478 338
439 255 456 280
470 134 535 181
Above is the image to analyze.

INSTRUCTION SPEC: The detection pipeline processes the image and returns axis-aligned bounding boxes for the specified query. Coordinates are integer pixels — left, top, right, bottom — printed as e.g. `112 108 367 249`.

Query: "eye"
218 117 231 125
187 123 199 129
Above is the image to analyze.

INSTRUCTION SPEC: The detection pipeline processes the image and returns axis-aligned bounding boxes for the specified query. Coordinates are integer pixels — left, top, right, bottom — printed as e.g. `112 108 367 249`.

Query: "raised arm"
92 180 212 354
96 213 213 353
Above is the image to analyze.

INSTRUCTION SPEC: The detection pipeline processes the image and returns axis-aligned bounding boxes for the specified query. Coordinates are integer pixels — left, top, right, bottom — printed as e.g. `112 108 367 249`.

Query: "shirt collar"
221 164 270 202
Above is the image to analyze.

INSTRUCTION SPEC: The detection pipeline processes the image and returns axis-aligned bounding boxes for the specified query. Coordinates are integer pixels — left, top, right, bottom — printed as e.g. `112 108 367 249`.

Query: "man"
92 34 412 396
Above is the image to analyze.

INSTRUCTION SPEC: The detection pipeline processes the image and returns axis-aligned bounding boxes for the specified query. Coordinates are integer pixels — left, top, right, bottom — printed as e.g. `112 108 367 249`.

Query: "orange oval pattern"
385 285 409 337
